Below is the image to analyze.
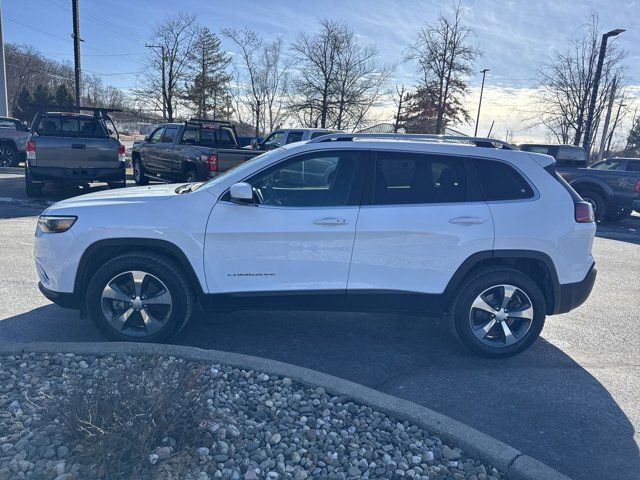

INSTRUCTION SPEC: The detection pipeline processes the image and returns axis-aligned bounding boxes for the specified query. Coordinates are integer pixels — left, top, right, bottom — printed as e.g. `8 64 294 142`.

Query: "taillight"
118 143 126 162
575 201 594 223
26 140 36 160
205 153 218 172
635 179 640 193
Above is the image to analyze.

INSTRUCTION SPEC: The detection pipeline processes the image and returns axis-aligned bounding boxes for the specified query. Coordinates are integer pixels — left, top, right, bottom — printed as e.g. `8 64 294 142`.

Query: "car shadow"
596 213 640 245
1 304 637 480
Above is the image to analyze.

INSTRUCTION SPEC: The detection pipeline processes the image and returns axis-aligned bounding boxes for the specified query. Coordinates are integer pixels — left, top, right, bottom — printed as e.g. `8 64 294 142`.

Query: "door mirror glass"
229 182 254 203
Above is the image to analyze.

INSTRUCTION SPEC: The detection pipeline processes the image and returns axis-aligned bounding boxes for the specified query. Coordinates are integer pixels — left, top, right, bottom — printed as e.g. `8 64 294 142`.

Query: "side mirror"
229 182 254 203
144 134 151 142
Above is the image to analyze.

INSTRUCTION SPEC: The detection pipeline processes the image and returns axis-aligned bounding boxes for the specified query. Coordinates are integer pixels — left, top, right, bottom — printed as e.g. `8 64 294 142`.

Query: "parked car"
35 133 597 358
0 116 30 167
252 128 335 151
517 144 587 168
131 119 261 184
25 107 126 196
558 161 640 221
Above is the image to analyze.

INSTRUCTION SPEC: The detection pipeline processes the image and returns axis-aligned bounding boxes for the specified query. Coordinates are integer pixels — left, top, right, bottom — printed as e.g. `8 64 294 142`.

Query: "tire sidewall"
580 191 606 221
452 269 546 358
86 255 191 342
133 158 148 185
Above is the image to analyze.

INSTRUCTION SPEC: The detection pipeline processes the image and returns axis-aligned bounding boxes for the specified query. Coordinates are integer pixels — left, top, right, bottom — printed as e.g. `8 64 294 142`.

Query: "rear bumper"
29 165 125 182
39 282 80 310
633 199 640 211
553 264 597 314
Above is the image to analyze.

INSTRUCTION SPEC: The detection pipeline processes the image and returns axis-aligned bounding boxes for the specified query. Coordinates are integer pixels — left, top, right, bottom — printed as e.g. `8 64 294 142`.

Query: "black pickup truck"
559 158 640 222
131 119 261 185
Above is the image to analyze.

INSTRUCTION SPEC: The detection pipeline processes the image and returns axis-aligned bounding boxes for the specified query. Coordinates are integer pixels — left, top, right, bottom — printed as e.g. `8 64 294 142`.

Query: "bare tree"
289 19 391 131
392 85 407 132
184 27 233 119
137 13 197 121
536 13 626 149
405 2 480 134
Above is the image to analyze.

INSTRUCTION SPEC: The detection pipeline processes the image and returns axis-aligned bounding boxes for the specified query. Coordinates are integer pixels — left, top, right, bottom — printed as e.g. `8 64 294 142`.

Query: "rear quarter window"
473 159 535 201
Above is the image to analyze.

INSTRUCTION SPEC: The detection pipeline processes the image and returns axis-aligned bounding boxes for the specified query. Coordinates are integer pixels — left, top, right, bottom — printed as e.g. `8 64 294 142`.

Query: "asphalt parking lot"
0 171 638 480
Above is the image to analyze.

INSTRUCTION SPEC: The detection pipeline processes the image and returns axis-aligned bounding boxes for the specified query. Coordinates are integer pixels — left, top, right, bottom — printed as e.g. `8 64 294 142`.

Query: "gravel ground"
0 352 503 480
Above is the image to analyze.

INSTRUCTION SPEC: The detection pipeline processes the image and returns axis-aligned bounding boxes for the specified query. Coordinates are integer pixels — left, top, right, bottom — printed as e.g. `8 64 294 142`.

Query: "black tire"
0 145 19 167
449 267 546 358
185 168 199 183
604 207 631 222
132 157 149 186
86 252 194 342
108 171 127 189
25 168 43 197
579 191 606 222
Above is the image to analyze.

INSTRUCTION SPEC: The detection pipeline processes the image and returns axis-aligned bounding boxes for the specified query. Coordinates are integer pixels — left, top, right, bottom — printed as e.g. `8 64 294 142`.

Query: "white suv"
34 134 597 357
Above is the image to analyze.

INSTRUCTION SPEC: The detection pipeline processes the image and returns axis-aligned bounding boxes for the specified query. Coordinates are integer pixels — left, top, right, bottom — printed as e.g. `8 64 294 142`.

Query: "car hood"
46 184 181 211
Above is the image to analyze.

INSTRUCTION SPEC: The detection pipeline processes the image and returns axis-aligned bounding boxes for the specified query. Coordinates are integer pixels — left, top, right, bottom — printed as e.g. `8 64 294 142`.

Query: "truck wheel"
86 252 194 342
185 169 198 183
133 158 149 186
25 168 43 197
604 208 631 222
449 267 546 358
0 145 18 167
580 191 606 221
108 171 127 189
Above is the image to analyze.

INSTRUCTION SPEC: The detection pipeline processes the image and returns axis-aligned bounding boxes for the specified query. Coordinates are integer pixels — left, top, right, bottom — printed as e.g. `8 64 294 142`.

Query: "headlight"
37 215 77 233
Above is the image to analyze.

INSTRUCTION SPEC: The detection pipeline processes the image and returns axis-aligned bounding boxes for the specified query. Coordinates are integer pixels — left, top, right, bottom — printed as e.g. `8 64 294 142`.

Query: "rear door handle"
449 216 485 225
313 217 349 225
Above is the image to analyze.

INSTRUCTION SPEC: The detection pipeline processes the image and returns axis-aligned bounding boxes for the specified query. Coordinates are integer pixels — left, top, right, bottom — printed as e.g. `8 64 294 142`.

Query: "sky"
3 0 640 142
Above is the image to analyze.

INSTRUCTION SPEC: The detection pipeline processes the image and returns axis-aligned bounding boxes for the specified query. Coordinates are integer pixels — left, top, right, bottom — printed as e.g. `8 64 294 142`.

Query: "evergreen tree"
625 116 640 155
33 84 53 108
54 84 75 107
12 86 35 123
184 27 232 119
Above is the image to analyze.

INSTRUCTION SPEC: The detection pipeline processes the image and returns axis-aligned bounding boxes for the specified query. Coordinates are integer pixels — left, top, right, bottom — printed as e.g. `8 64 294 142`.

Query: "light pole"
474 68 489 137
146 44 166 121
72 0 81 107
0 0 8 116
582 28 624 157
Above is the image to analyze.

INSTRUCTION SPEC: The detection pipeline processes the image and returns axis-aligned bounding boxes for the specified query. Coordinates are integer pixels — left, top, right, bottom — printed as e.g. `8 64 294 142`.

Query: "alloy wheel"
133 161 141 182
468 284 534 348
100 270 172 337
0 147 16 167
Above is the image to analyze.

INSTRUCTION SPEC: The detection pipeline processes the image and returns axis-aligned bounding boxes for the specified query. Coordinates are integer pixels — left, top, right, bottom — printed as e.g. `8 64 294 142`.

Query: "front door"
142 127 164 173
204 149 367 294
348 150 494 294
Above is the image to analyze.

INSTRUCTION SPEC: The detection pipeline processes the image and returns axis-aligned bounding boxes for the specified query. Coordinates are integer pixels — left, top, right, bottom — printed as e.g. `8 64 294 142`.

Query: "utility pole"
597 76 617 162
487 120 495 138
474 69 489 136
582 28 624 158
607 101 626 153
0 1 8 116
145 44 166 120
72 0 82 107
255 99 260 136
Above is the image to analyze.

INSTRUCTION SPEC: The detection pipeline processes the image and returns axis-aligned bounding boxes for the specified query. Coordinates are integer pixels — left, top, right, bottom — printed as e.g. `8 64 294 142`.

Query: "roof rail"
308 133 516 150
187 118 234 128
36 105 122 117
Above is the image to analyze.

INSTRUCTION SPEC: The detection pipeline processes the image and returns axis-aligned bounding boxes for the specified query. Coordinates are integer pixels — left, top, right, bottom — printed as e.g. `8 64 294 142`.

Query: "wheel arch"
74 238 205 301
444 250 560 315
570 179 611 198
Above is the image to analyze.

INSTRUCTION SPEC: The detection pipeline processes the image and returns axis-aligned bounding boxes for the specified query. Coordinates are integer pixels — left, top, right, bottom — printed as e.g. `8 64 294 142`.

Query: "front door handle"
313 217 349 225
449 216 485 226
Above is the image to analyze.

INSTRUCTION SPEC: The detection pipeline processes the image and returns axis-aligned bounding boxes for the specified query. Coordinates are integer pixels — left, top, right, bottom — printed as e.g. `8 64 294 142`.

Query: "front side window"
148 127 164 144
263 131 284 150
161 126 179 143
474 159 534 201
372 152 467 205
245 150 363 207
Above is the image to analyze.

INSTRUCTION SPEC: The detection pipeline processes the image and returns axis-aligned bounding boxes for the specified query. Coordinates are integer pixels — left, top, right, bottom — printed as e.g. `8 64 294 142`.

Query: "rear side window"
474 159 534 201
36 115 107 137
626 160 640 172
311 131 331 139
372 152 468 205
182 127 235 147
591 159 624 170
285 131 304 144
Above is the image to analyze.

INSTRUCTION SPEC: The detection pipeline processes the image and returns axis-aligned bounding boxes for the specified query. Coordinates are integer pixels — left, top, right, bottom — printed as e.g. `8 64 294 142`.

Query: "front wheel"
449 267 546 358
86 253 194 342
132 157 149 186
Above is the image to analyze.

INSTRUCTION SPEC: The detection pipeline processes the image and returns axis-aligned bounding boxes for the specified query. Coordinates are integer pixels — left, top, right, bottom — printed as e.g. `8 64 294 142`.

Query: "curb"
0 342 571 480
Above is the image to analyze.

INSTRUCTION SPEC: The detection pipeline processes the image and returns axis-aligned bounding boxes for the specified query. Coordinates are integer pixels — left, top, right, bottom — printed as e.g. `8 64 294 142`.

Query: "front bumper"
39 282 80 310
29 165 125 183
553 264 597 314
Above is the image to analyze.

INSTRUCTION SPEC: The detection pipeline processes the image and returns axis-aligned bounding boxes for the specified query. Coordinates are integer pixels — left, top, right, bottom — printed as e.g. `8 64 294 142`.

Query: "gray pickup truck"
0 116 30 167
25 107 126 196
559 158 640 222
131 119 261 185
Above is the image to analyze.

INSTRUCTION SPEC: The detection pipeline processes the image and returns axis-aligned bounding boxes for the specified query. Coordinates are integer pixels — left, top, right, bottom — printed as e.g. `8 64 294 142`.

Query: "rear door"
33 114 119 168
348 151 494 294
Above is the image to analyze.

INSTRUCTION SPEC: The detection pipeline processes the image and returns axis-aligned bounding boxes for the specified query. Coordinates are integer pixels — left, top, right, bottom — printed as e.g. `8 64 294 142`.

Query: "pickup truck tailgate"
33 136 121 168
216 148 261 171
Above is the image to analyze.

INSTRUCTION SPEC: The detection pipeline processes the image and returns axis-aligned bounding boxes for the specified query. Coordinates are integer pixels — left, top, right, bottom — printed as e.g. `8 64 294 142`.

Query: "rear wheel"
133 157 149 186
108 170 127 189
86 252 194 342
0 145 18 167
449 267 546 358
579 191 606 221
185 168 198 183
25 168 43 197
